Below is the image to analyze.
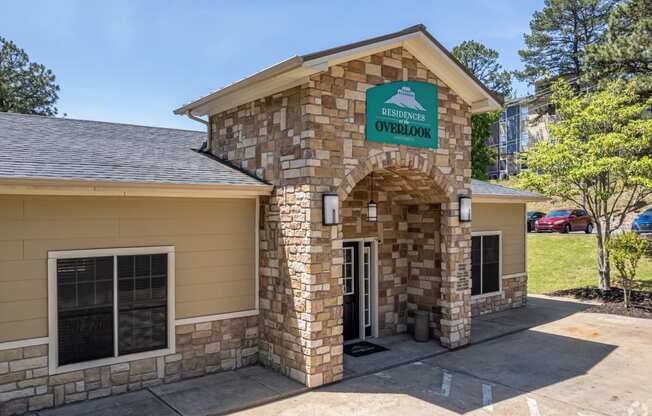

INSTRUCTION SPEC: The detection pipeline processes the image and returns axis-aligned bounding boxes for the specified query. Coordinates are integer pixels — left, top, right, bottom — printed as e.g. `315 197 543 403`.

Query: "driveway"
37 297 652 416
236 298 652 416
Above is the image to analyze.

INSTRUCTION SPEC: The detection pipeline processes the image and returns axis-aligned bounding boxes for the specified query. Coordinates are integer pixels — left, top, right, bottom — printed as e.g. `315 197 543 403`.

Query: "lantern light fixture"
367 200 377 222
322 193 340 225
367 173 377 222
459 195 472 222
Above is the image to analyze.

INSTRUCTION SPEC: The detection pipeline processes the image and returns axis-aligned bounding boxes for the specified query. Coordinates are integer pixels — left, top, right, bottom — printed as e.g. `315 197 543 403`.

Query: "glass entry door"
343 241 375 341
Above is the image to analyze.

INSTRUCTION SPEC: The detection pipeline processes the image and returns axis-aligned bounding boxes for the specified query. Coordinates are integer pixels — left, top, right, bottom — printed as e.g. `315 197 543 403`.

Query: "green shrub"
608 232 649 308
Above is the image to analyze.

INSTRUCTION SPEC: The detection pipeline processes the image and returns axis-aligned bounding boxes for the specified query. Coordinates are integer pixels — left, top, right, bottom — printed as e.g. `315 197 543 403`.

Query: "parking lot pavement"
235 305 652 416
35 298 651 416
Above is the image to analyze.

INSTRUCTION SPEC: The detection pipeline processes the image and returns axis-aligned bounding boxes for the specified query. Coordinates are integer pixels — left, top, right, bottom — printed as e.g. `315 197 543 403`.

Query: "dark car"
535 209 593 234
632 208 652 234
527 211 546 233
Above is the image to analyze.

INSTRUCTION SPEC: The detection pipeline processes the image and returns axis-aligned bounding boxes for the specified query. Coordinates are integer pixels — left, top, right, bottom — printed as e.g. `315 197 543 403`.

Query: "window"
343 246 354 295
49 247 174 373
471 234 501 296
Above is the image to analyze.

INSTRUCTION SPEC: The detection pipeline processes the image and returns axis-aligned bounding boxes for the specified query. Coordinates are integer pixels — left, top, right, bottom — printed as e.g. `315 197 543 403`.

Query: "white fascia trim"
174 56 304 115
48 246 176 375
302 33 418 68
0 337 49 351
0 178 273 199
473 196 545 204
175 309 259 326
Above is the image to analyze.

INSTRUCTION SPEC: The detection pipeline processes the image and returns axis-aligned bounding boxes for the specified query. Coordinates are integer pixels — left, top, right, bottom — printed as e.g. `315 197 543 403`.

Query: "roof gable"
174 25 503 117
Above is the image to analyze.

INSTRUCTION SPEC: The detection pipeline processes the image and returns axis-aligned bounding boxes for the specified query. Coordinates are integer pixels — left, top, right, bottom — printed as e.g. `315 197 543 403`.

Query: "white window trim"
342 246 355 296
0 337 49 351
471 231 503 298
47 246 176 375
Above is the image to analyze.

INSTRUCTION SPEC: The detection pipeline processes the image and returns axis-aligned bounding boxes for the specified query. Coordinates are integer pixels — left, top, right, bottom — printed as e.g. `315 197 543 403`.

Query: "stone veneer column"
258 184 343 387
438 201 472 348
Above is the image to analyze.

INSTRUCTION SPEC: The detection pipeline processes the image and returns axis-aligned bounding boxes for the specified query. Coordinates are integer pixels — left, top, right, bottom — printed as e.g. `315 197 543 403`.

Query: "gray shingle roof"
0 112 268 188
471 179 545 200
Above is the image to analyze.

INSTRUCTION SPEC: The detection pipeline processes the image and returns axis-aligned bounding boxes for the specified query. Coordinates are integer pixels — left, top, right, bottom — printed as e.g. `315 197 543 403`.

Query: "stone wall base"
471 274 527 317
0 315 258 416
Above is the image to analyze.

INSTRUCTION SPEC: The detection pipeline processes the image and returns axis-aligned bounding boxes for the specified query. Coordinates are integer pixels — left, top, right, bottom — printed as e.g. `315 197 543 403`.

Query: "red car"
535 209 594 234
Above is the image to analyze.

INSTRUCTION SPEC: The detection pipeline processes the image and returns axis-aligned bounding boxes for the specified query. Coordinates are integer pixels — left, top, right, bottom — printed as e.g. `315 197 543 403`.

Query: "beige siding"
0 195 256 343
471 202 526 276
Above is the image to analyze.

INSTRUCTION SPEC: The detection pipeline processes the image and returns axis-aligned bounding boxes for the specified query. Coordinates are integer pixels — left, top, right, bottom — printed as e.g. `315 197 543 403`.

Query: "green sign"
365 81 438 149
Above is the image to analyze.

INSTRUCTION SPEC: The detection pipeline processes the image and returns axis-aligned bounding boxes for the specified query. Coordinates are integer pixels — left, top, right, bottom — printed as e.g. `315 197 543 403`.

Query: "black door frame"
342 239 377 342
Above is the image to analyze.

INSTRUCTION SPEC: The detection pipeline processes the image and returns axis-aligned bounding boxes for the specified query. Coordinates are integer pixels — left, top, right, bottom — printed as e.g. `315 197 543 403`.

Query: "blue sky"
2 0 542 130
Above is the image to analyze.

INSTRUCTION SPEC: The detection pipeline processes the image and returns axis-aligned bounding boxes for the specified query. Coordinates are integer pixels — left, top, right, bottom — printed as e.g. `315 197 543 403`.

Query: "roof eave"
173 56 305 116
0 177 274 198
473 194 548 203
176 24 503 117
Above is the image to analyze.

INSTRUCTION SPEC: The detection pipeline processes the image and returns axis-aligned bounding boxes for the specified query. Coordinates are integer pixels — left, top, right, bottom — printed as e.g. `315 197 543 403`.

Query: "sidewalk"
36 366 306 416
36 296 588 416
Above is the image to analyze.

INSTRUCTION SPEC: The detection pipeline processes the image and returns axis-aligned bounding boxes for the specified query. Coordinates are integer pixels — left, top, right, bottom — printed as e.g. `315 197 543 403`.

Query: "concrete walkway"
236 298 652 415
36 366 306 416
36 296 598 416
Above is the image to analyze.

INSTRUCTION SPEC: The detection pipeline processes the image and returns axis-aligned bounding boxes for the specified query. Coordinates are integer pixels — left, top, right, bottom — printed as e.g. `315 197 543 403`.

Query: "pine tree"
517 0 617 85
0 37 60 116
584 0 652 95
452 40 510 179
452 40 513 98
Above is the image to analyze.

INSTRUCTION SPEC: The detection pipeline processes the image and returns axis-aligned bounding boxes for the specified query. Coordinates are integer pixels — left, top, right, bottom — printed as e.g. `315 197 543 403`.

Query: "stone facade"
471 275 528 316
208 46 473 387
341 175 443 338
0 316 257 415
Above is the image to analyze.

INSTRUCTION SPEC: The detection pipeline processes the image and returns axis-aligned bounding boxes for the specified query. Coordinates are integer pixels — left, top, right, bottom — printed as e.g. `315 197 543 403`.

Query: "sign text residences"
365 81 438 149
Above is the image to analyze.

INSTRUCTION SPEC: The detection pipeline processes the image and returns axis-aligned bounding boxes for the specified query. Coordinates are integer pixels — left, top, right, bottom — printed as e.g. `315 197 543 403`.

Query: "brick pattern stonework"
0 316 257 416
341 175 443 337
209 46 473 387
471 275 528 316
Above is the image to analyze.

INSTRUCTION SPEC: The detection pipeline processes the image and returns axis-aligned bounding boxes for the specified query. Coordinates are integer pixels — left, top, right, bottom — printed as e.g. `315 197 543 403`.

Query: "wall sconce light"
459 196 472 222
367 173 377 222
322 193 340 225
367 200 377 222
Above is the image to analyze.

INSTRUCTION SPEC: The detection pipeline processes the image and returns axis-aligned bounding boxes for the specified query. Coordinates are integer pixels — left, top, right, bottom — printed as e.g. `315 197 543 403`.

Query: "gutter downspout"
184 110 211 153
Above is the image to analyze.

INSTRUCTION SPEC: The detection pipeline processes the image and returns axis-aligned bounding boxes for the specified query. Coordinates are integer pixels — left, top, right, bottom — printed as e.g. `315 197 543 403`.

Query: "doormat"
344 341 388 357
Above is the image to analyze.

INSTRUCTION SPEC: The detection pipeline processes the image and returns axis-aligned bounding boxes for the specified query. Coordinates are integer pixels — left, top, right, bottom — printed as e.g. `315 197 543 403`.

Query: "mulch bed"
547 287 652 319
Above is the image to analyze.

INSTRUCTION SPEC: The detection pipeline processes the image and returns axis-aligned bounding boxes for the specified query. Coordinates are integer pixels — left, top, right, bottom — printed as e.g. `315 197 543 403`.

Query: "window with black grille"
117 254 167 355
56 252 168 366
57 257 114 365
471 234 501 296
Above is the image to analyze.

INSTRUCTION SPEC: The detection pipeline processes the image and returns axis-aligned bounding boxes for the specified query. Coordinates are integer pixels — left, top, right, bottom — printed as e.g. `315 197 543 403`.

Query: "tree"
517 0 616 85
608 232 649 308
0 36 60 116
452 40 513 98
470 112 500 180
452 40 511 179
519 79 652 290
584 0 652 95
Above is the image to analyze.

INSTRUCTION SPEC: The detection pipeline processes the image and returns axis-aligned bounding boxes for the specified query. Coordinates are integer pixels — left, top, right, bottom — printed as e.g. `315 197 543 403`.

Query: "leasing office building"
0 25 543 414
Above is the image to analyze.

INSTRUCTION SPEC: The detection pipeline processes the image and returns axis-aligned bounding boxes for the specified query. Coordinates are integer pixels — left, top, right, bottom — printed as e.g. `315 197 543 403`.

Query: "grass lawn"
527 233 652 294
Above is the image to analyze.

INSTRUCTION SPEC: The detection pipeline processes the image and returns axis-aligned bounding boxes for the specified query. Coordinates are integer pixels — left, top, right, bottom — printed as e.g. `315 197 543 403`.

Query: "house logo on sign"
366 81 438 149
384 86 426 111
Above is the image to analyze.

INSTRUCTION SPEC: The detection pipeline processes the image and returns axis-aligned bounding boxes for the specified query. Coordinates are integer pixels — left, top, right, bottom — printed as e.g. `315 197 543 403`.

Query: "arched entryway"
334 151 471 348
